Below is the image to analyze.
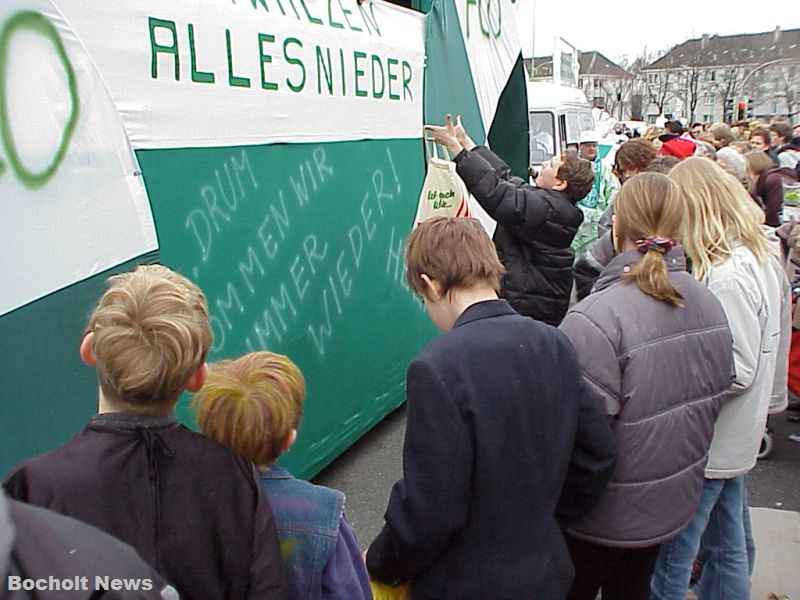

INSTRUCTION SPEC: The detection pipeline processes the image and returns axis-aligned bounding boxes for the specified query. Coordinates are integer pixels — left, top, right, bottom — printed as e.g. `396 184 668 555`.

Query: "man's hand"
425 114 464 156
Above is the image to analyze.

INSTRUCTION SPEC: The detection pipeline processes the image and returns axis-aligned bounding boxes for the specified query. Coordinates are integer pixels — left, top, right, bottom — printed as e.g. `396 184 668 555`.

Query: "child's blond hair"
193 352 305 469
669 157 775 281
87 264 212 411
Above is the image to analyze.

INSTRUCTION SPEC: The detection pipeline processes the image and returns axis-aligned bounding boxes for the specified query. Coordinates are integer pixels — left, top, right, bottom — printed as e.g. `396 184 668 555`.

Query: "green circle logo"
0 11 79 189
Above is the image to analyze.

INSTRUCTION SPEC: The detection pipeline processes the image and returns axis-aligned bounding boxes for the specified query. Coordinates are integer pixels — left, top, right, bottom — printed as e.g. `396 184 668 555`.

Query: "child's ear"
553 178 568 192
282 428 298 453
185 363 209 393
420 274 444 300
79 332 97 366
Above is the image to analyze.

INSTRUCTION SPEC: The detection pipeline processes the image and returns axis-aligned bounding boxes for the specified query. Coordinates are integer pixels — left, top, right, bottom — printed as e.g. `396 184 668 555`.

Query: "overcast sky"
516 0 800 64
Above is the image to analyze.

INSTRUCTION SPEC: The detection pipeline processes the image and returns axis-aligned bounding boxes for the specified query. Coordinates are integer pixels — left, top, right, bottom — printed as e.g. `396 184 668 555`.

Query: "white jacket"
778 148 800 170
704 244 790 479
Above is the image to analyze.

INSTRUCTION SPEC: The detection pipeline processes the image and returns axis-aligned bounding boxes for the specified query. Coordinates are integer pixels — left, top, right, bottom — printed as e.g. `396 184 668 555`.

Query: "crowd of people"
1 113 798 600
423 113 796 600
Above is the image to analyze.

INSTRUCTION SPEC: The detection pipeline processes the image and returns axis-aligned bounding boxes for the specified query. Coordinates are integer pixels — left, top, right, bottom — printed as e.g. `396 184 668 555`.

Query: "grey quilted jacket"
559 247 734 547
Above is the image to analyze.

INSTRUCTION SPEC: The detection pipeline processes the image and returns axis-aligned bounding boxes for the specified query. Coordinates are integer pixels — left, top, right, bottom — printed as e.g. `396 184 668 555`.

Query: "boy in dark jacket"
427 115 594 325
3 265 287 600
366 217 617 600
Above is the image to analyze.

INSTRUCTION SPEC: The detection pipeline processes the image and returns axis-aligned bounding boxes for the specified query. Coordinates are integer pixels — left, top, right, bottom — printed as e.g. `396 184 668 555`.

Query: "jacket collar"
452 299 518 329
260 465 292 480
593 246 687 293
89 412 177 431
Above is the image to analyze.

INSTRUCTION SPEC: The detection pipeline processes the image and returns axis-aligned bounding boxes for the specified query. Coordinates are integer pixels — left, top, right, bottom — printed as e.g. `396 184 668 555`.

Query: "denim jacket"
260 466 344 600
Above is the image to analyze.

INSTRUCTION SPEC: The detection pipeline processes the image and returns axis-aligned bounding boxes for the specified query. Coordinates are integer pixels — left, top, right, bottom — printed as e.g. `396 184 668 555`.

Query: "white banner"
52 0 426 149
0 1 157 316
552 36 579 88
455 0 519 137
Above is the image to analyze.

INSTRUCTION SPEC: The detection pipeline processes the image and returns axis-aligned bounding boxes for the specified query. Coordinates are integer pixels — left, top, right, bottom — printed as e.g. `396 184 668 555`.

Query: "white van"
527 81 594 167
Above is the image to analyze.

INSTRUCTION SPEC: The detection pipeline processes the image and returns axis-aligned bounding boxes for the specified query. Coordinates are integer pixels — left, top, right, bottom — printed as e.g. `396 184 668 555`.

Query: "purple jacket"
560 247 734 547
755 167 798 227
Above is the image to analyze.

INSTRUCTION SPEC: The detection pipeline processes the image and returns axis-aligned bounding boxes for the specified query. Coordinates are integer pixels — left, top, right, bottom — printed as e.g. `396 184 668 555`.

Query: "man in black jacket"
366 217 617 600
427 115 594 325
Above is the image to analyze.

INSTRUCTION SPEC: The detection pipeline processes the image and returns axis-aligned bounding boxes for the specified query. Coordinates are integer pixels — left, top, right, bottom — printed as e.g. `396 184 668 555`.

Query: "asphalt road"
313 405 406 550
748 407 800 511
314 403 800 550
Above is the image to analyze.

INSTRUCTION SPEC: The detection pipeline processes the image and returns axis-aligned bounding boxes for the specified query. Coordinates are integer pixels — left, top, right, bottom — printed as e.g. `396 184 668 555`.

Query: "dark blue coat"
367 300 616 600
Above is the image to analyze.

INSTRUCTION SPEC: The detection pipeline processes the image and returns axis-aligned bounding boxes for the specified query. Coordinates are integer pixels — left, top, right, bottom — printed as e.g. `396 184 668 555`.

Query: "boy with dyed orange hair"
194 351 372 600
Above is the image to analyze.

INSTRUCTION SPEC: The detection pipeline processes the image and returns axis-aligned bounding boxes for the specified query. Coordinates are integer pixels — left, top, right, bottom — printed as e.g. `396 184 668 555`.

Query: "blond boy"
193 351 372 600
3 265 287 600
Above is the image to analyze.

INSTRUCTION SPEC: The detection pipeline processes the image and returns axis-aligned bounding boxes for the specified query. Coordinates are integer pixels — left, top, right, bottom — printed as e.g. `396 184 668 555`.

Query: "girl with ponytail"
558 172 736 600
613 173 684 307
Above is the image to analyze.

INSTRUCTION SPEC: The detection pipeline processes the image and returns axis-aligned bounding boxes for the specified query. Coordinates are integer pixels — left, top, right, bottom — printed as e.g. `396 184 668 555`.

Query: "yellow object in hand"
369 578 411 600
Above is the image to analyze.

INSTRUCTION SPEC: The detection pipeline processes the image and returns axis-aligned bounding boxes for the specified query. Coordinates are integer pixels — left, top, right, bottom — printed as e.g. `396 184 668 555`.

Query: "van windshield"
529 112 555 164
566 111 596 146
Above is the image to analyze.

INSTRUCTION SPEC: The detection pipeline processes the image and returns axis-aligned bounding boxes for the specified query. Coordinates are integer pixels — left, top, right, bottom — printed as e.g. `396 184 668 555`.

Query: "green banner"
137 138 434 478
0 253 158 476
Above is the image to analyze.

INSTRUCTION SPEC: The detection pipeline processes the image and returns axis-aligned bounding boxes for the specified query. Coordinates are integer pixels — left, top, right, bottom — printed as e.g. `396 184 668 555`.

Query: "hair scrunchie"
635 236 675 254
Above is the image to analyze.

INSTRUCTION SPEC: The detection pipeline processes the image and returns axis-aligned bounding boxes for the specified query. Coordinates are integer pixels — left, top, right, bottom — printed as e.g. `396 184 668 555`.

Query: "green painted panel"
487 54 530 179
0 252 158 476
423 0 485 143
136 139 435 479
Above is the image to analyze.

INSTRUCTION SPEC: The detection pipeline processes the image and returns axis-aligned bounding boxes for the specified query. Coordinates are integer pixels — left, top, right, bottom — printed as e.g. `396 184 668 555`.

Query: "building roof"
646 27 800 70
523 52 632 79
579 51 633 78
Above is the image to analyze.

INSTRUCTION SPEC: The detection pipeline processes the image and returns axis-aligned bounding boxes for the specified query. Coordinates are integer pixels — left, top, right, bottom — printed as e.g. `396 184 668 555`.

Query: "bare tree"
600 79 621 119
751 64 800 120
612 75 638 120
629 48 676 116
776 64 799 120
649 70 674 116
713 67 742 123
619 54 650 120
620 53 654 78
630 94 644 120
675 64 702 122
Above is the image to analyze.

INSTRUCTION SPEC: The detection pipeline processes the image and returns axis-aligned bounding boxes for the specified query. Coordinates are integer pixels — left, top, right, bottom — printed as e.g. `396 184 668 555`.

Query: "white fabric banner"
455 0 519 136
552 36 579 88
52 0 426 149
0 0 157 316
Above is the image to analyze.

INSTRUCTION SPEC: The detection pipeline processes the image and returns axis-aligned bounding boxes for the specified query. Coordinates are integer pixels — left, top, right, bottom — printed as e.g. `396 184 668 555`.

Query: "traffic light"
737 102 746 121
747 99 754 120
724 97 734 123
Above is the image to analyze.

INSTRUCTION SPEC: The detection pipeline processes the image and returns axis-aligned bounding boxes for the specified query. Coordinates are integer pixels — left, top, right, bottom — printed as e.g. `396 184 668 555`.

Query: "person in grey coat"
559 173 735 600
